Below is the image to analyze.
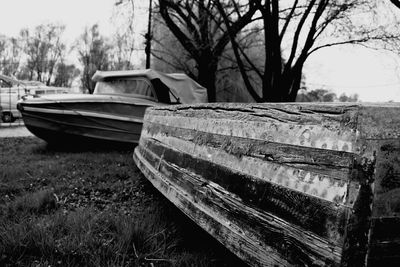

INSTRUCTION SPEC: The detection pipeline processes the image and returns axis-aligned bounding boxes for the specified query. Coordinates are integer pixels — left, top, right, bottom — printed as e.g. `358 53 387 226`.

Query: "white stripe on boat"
23 106 143 123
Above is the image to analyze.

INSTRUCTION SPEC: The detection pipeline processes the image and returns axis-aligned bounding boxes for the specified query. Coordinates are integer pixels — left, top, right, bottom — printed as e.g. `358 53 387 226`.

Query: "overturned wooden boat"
133 102 400 266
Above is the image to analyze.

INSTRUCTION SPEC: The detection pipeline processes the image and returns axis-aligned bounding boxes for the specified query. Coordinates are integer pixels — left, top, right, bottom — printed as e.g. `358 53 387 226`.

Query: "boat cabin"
92 69 208 105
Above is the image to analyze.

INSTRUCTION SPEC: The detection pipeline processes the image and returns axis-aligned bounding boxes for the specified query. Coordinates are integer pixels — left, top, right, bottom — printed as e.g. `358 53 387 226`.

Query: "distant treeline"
1 0 399 102
0 23 136 93
296 89 359 103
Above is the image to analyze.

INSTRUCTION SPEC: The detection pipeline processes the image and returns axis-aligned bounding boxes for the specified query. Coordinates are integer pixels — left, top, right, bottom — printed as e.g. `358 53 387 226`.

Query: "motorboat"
17 69 207 145
133 102 400 266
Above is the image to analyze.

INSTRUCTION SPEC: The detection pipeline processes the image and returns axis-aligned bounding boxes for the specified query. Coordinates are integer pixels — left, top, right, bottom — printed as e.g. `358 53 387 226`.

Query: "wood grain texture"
146 104 359 152
141 122 359 205
139 138 348 245
133 102 400 266
134 147 340 266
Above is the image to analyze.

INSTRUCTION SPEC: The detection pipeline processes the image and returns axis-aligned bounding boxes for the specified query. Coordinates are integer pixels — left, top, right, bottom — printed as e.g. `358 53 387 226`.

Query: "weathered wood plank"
144 122 354 180
139 138 350 245
134 147 342 266
141 124 359 206
145 103 359 152
133 148 291 267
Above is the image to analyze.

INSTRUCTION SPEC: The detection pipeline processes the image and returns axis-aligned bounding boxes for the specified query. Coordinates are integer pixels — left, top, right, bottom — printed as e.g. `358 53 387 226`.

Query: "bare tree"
157 0 258 102
53 61 80 87
0 36 23 76
222 0 397 102
75 24 111 93
20 24 66 85
151 14 197 75
111 0 136 70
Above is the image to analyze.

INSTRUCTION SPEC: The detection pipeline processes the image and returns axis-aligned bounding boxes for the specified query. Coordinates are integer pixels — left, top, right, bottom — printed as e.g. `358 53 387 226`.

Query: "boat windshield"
94 78 154 97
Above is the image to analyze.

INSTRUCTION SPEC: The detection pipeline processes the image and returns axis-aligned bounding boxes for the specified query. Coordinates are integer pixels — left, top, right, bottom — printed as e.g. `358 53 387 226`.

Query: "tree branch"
237 44 263 79
159 0 200 61
279 0 299 42
215 0 262 102
213 0 258 57
285 0 317 69
390 0 400 9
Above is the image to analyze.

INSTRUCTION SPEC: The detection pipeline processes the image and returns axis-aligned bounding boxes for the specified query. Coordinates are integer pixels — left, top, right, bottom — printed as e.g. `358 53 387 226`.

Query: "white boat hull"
18 94 160 145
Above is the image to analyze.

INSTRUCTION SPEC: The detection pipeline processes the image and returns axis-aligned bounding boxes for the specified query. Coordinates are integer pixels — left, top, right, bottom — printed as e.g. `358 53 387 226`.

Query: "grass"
0 137 248 267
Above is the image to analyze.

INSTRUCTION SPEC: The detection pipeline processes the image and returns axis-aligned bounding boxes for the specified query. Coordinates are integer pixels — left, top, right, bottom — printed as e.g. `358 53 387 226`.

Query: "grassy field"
0 137 247 267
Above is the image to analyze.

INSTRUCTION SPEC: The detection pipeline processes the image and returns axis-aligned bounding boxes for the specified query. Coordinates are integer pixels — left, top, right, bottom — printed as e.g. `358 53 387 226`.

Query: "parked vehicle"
0 75 25 122
0 89 21 122
0 74 69 123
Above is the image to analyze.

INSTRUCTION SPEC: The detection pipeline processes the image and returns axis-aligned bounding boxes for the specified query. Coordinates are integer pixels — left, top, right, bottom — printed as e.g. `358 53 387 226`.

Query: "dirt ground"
0 124 33 138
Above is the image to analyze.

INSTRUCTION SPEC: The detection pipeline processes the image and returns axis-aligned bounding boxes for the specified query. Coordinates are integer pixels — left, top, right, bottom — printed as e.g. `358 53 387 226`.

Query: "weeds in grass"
1 204 180 266
0 137 248 266
3 189 58 218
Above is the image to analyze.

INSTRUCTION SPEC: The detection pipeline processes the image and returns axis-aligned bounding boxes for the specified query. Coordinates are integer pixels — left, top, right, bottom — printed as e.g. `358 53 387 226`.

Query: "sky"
0 0 400 102
304 46 400 102
0 0 116 41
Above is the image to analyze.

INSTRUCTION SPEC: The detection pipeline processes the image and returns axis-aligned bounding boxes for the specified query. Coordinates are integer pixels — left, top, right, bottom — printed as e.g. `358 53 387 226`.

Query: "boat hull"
18 94 158 145
133 103 400 266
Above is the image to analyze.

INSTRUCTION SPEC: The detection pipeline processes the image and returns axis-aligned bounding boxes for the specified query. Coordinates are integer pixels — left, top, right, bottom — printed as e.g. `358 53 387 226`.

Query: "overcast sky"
0 0 400 102
0 0 115 40
304 46 400 102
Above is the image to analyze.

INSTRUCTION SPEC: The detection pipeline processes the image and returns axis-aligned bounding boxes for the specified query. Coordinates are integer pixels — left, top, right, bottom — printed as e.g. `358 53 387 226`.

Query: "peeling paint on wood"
133 102 400 266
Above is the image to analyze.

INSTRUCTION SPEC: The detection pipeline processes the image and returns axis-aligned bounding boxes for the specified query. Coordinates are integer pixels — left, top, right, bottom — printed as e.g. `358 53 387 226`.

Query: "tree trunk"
46 70 53 86
288 67 303 101
37 71 42 82
264 63 303 103
263 71 285 102
198 60 217 102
